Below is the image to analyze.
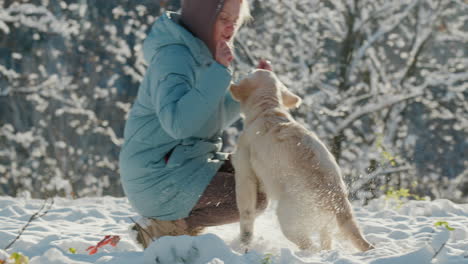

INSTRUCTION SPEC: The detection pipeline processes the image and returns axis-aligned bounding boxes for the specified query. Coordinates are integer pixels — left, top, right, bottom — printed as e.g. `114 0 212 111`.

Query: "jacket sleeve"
149 45 232 139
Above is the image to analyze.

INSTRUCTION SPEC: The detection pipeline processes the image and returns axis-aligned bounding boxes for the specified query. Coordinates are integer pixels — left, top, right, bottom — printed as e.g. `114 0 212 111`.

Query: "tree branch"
399 0 444 85
334 91 423 136
347 1 420 81
4 198 54 250
432 241 447 260
350 165 413 194
234 39 256 67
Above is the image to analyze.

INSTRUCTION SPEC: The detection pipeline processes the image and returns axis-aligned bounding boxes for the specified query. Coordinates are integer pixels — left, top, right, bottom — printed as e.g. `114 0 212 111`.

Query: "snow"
0 196 467 264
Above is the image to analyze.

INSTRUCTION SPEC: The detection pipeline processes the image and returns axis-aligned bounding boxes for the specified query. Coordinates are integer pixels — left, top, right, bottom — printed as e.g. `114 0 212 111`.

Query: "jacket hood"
143 12 213 66
181 0 225 57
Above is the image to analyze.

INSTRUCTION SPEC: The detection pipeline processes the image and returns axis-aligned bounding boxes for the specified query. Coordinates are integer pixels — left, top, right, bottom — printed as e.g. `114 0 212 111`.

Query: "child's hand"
257 59 272 71
215 41 234 67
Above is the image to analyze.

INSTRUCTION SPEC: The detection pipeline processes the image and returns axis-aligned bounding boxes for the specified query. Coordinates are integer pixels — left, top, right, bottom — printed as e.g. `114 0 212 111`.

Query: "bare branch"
399 0 445 84
4 198 54 250
334 91 423 135
234 39 256 67
432 241 447 260
350 165 413 194
347 1 420 81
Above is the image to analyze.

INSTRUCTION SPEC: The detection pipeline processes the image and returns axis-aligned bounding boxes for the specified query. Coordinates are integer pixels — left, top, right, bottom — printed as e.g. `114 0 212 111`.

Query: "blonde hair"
239 0 252 26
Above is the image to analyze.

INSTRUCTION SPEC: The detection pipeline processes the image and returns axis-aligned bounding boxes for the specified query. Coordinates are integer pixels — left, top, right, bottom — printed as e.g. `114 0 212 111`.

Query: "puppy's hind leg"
335 197 374 251
232 148 259 249
277 197 316 251
320 227 332 250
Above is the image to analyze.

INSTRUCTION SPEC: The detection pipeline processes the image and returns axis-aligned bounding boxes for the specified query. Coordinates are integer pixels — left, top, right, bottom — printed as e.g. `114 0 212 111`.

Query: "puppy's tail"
335 197 374 251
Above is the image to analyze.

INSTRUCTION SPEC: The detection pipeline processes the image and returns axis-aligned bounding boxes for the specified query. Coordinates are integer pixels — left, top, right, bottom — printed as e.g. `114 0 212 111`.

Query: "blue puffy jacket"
119 12 241 220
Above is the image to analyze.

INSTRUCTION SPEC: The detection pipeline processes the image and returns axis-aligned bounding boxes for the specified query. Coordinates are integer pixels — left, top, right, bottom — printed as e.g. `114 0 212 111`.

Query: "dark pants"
184 157 268 229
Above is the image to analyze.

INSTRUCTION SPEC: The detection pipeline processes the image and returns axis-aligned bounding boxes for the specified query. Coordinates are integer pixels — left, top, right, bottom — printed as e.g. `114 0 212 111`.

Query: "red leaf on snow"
86 235 121 255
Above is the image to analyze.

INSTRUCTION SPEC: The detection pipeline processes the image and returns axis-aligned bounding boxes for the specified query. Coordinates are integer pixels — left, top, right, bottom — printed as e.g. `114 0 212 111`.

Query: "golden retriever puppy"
230 70 374 252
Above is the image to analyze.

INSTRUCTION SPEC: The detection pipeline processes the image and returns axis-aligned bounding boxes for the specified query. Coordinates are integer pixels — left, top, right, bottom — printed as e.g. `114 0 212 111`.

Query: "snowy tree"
0 0 168 197
0 0 466 202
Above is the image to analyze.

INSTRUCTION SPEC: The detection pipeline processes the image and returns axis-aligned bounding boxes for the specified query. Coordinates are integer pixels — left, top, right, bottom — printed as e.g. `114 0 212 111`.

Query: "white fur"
230 70 374 252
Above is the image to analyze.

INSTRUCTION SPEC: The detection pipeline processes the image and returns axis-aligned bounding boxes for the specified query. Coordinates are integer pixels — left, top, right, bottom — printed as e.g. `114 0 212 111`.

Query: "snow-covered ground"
0 196 467 264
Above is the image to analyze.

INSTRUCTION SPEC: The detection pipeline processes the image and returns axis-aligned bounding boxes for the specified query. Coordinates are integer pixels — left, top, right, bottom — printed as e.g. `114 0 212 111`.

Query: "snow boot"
131 218 204 249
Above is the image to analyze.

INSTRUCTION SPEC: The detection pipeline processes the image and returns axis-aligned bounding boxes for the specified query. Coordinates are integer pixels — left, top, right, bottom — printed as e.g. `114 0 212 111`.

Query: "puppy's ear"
230 83 248 102
281 88 302 109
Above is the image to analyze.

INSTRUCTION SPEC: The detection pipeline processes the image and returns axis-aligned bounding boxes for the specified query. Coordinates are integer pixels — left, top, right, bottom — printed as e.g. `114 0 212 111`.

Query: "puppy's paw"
240 231 253 245
242 245 250 254
240 231 253 253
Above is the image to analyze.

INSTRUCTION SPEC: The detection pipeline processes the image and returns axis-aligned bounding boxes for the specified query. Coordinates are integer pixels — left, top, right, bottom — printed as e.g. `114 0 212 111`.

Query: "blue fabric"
119 12 241 220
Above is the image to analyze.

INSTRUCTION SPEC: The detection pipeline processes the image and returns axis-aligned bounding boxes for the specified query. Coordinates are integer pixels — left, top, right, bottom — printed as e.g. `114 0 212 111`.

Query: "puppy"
230 70 373 252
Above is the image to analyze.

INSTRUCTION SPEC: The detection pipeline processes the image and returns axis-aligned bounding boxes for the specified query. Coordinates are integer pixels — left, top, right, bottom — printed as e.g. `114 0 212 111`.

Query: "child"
119 0 271 248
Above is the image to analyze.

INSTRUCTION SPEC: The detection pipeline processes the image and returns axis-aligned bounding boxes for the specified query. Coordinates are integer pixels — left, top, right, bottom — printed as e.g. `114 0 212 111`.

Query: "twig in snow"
4 198 54 250
432 241 447 260
129 217 155 246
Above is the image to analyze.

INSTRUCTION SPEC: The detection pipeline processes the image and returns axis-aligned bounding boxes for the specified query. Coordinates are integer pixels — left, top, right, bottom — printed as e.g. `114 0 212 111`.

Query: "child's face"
213 0 242 45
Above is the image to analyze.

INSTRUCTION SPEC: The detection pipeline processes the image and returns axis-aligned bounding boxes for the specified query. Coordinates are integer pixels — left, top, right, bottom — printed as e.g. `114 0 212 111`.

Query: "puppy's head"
230 69 302 109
